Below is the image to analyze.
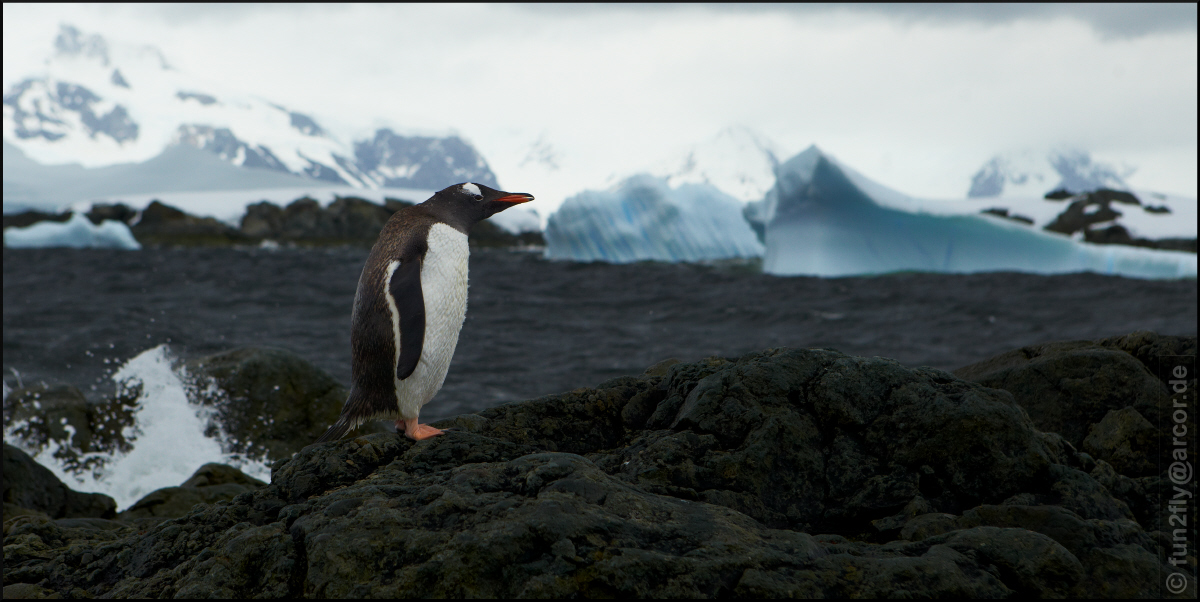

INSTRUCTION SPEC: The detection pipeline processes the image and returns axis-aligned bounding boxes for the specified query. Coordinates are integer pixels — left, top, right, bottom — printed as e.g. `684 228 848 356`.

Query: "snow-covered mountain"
760 145 1194 279
3 25 498 206
544 174 763 263
647 126 782 204
967 148 1134 198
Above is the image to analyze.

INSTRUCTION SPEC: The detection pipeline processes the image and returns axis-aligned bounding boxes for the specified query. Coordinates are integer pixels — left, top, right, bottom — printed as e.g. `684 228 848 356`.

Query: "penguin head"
426 183 534 228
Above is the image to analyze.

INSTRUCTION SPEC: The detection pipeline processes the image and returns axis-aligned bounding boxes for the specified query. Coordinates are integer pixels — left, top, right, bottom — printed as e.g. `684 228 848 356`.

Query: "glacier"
544 174 764 263
4 212 141 250
761 146 1196 279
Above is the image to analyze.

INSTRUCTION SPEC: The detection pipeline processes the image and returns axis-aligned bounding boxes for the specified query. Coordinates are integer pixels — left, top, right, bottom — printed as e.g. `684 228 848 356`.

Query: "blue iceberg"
760 146 1195 279
4 212 141 250
544 174 763 263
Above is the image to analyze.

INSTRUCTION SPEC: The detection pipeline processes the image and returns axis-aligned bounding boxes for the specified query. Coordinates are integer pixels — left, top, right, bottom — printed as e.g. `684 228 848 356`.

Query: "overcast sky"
3 3 1196 210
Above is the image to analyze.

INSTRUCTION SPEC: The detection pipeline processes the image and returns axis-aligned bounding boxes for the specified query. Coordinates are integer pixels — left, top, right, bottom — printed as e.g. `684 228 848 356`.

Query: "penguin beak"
494 192 534 204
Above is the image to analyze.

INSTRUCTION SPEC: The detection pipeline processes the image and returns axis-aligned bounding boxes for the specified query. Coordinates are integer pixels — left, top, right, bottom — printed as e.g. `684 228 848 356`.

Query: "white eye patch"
461 183 481 197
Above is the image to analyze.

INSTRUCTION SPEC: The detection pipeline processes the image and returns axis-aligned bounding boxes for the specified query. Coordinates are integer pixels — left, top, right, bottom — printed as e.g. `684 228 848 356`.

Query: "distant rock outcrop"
3 333 1193 598
6 197 545 249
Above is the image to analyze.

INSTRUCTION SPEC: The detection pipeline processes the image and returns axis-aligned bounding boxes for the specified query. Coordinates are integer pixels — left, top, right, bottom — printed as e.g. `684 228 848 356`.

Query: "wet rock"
1095 331 1198 386
2 384 137 477
183 346 387 464
4 343 1188 598
953 339 1170 452
1082 408 1158 477
119 463 267 521
2 444 116 521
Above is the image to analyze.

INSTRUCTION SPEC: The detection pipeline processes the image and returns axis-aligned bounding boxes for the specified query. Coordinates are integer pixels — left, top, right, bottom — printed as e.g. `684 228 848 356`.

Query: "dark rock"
240 195 543 248
1042 189 1193 253
183 346 388 464
953 339 1170 451
119 463 266 521
981 207 1035 225
2 210 72 230
131 200 253 246
2 444 116 521
1045 195 1123 236
4 344 1188 598
2 384 137 479
468 218 546 248
1096 331 1199 381
1090 188 1141 206
325 196 394 241
240 200 286 238
1084 223 1197 253
1044 188 1075 200
84 202 137 225
1082 408 1158 477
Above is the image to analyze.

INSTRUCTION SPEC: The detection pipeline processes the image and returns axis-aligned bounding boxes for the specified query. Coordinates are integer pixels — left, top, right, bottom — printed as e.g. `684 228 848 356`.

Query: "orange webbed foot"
396 418 446 441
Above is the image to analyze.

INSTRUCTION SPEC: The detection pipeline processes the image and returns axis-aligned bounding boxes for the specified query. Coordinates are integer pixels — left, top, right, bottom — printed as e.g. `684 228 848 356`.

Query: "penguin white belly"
394 223 469 419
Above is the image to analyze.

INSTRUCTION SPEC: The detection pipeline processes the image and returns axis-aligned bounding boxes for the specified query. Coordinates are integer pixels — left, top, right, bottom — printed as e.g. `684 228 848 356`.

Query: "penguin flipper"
389 257 425 380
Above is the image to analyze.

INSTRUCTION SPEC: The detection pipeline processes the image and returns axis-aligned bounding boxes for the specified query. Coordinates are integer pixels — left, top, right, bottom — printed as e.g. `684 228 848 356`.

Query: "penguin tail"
314 418 354 444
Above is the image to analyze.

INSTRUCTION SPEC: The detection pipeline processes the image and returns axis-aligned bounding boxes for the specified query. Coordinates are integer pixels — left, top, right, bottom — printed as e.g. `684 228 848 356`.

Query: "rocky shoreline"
3 196 545 249
3 331 1195 598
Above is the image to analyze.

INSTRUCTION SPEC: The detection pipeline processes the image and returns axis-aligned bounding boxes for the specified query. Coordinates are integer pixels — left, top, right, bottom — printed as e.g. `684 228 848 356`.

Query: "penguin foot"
396 418 446 441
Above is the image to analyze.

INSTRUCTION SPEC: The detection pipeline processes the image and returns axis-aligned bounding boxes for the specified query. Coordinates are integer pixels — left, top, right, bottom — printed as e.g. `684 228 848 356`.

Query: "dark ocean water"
4 246 1197 421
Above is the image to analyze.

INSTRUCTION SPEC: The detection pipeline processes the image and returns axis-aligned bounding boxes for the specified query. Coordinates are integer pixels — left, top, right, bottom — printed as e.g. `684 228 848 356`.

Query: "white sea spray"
4 344 271 511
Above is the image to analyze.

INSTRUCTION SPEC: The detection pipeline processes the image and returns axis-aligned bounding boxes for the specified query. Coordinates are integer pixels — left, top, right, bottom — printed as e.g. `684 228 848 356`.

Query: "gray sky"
3 3 1196 210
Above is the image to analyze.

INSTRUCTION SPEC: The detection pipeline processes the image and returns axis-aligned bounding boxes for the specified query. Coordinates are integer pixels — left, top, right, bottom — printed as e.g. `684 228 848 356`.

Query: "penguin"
315 182 534 443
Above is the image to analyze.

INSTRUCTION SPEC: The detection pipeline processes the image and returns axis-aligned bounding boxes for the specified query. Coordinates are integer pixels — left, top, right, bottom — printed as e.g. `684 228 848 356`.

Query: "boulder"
1082 407 1158 477
953 340 1170 451
183 347 387 464
2 384 137 477
5 345 1187 598
118 463 266 522
2 444 116 523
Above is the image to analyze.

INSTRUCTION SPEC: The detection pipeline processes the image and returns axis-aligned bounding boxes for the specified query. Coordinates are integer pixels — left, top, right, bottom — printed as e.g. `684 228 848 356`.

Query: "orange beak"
495 193 534 204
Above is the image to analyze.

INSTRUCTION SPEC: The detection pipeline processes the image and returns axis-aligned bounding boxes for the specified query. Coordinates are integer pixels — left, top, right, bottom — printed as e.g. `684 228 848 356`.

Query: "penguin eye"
472 194 483 201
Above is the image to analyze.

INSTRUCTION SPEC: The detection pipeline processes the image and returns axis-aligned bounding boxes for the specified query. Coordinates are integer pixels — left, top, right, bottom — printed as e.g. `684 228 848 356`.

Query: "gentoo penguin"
315 183 534 442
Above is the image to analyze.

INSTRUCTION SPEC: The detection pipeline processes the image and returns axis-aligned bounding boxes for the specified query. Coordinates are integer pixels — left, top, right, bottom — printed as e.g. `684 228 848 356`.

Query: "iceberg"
4 212 141 250
544 174 764 263
761 146 1196 279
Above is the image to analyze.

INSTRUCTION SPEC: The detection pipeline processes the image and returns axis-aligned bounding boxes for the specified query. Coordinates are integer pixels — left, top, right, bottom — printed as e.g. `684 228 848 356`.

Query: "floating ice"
3 345 271 511
761 146 1196 279
544 174 763 263
488 205 541 235
4 212 141 250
